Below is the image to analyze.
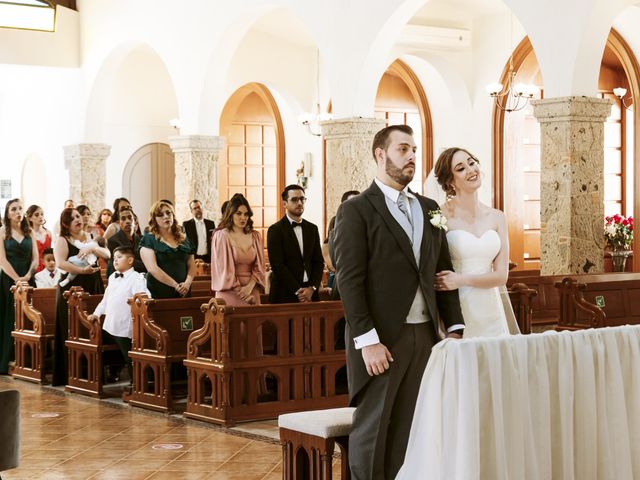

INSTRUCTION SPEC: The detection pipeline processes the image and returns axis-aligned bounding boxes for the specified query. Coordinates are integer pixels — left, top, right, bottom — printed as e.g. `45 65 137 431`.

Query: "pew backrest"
129 293 208 356
12 284 57 334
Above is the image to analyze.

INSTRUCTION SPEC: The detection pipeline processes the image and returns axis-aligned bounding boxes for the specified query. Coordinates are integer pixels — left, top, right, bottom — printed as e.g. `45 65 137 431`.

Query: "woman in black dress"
139 200 195 299
51 208 110 386
0 199 39 374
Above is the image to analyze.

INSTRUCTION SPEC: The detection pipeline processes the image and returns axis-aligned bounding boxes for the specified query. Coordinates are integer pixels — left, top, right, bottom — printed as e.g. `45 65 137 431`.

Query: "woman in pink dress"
211 194 266 306
26 204 52 273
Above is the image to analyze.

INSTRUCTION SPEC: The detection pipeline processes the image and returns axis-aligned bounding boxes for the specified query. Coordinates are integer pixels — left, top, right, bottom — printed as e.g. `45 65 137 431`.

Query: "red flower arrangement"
604 214 634 251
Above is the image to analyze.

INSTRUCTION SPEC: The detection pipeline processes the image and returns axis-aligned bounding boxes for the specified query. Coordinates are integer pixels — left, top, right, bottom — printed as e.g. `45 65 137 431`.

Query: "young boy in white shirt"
34 248 61 288
87 246 149 386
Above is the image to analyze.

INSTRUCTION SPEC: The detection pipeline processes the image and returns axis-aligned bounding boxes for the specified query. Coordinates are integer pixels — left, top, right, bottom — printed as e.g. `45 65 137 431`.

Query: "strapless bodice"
446 229 500 275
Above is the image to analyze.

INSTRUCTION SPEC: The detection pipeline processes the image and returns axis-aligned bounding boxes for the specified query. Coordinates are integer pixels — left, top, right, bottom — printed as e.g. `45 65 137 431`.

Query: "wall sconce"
613 87 633 110
297 152 312 188
169 118 181 131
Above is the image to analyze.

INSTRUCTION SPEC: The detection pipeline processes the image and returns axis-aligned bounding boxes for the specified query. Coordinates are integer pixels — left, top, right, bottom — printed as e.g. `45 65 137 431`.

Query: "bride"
395 147 518 479
431 147 517 338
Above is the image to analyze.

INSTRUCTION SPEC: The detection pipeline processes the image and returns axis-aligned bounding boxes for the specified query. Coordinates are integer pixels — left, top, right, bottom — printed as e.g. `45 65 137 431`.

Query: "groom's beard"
385 157 414 187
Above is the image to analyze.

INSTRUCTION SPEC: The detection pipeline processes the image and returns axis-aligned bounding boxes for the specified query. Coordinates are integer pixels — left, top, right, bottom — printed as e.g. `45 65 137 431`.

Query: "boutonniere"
428 209 448 231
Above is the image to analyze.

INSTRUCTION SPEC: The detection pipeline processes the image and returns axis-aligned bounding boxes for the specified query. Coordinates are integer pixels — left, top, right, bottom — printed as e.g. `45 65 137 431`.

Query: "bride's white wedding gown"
395 228 511 479
447 229 510 338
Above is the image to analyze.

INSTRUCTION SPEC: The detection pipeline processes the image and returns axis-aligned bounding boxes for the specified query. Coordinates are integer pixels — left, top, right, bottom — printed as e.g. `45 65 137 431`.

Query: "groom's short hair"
372 124 414 161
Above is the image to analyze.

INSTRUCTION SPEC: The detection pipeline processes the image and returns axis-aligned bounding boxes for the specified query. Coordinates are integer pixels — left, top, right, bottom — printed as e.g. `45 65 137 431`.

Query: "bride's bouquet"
604 214 634 251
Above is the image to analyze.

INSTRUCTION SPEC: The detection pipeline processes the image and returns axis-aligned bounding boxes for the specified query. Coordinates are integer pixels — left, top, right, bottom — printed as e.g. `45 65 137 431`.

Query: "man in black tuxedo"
182 199 216 263
332 125 465 479
267 184 324 303
106 206 145 277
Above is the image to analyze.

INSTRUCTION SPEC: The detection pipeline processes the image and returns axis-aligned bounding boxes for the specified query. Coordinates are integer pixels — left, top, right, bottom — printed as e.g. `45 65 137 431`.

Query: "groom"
332 125 465 479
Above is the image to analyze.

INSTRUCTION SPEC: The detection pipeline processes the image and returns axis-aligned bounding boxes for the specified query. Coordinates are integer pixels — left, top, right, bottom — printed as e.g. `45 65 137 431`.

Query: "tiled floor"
1 375 343 480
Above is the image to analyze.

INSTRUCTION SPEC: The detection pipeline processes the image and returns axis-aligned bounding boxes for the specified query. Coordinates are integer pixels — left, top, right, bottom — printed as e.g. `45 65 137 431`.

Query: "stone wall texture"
532 96 612 275
169 135 225 223
64 143 110 212
321 117 386 227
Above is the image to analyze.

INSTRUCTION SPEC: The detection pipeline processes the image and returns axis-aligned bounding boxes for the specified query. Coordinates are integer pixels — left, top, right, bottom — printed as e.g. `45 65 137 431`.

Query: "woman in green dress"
0 198 39 374
139 200 196 298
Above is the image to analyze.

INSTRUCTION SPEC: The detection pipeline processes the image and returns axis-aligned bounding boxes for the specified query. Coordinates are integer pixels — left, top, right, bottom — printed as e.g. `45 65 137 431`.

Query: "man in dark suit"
332 125 465 480
182 199 216 263
106 206 145 277
267 184 324 303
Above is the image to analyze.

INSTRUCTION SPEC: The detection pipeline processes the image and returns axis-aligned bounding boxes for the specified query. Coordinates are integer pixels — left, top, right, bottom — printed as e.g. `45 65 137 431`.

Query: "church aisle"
0 377 287 480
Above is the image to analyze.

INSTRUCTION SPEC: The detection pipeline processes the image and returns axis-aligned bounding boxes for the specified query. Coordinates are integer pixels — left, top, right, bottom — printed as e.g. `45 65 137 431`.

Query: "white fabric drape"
397 326 640 480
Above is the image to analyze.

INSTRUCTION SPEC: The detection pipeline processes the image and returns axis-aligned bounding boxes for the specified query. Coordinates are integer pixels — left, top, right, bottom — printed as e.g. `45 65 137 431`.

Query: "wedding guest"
103 197 132 240
76 205 96 239
26 204 53 273
94 208 112 237
211 194 266 305
106 206 144 277
323 190 359 291
139 200 196 299
52 208 109 386
87 246 150 388
34 248 62 288
0 199 39 374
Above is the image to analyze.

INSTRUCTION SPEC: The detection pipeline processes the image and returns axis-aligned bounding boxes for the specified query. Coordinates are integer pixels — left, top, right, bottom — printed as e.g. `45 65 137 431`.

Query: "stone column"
532 96 612 275
169 135 225 223
63 143 110 210
321 117 386 225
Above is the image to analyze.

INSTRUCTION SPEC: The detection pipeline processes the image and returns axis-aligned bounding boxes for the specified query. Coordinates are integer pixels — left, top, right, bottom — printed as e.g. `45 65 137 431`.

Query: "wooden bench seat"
127 293 208 413
64 287 121 398
279 407 354 480
11 284 57 383
184 299 348 427
555 273 640 330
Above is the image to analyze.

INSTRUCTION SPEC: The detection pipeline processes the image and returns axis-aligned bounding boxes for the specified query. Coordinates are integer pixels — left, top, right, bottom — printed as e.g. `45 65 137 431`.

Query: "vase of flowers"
604 214 634 272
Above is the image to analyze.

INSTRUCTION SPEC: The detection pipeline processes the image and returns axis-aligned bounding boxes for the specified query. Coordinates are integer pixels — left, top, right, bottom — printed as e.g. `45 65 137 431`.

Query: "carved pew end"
279 407 354 480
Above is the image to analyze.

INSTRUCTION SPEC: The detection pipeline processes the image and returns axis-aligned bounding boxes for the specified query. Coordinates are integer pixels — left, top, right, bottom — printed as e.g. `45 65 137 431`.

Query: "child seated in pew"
87 246 150 387
34 248 61 288
59 236 107 287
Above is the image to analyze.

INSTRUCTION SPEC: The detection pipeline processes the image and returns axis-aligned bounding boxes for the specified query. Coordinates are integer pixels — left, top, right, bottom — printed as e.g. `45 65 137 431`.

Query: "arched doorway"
21 153 47 208
122 143 175 223
219 83 285 244
375 59 433 193
494 30 639 271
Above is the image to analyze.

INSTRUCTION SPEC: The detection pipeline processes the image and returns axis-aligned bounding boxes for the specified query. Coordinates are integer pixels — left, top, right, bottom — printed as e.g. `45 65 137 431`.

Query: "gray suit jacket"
332 180 464 402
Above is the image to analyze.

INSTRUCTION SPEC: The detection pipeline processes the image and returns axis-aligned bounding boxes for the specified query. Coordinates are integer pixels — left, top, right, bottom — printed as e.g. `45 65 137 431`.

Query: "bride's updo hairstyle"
433 147 480 198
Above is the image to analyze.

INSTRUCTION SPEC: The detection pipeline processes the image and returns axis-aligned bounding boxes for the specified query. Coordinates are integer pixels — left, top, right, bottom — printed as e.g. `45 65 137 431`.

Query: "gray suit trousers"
349 322 437 480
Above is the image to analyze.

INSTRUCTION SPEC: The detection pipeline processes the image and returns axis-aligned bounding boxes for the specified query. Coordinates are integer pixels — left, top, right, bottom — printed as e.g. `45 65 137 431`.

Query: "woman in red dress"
26 204 52 273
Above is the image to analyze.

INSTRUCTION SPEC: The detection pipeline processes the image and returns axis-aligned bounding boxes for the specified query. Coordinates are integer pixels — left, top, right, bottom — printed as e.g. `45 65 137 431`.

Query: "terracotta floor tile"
2 376 290 480
87 469 155 480
160 460 224 472
146 471 209 480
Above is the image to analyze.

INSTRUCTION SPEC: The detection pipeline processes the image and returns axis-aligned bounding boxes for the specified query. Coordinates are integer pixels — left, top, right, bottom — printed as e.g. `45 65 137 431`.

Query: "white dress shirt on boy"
92 269 150 338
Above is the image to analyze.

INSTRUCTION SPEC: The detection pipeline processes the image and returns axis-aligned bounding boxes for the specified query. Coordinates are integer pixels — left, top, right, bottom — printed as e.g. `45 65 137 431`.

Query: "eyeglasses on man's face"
288 196 307 204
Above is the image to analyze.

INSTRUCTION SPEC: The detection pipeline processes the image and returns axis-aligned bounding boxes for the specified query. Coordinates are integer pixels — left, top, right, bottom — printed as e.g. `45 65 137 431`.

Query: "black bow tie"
291 221 302 228
49 272 55 278
115 273 124 279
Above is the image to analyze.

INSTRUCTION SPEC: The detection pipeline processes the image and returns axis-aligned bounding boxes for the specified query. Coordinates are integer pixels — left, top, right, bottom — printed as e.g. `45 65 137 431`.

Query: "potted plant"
604 214 634 271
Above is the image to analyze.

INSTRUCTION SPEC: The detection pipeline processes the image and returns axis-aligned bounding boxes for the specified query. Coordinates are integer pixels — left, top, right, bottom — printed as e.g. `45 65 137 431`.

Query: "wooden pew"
194 260 210 277
127 293 208 413
191 278 212 297
64 287 121 398
507 283 538 334
507 271 640 331
555 273 640 330
183 299 348 427
11 284 57 383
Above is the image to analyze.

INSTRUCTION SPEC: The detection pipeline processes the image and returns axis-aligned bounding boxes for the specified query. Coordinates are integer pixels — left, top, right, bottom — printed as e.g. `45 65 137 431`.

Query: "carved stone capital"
169 135 225 153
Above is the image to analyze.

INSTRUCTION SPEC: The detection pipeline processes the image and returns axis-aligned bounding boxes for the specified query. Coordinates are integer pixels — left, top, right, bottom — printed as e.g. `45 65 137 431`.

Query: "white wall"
0 63 82 220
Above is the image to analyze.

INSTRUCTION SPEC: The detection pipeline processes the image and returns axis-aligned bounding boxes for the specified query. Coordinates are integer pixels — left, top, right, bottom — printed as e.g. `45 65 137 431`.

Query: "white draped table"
397 326 640 480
